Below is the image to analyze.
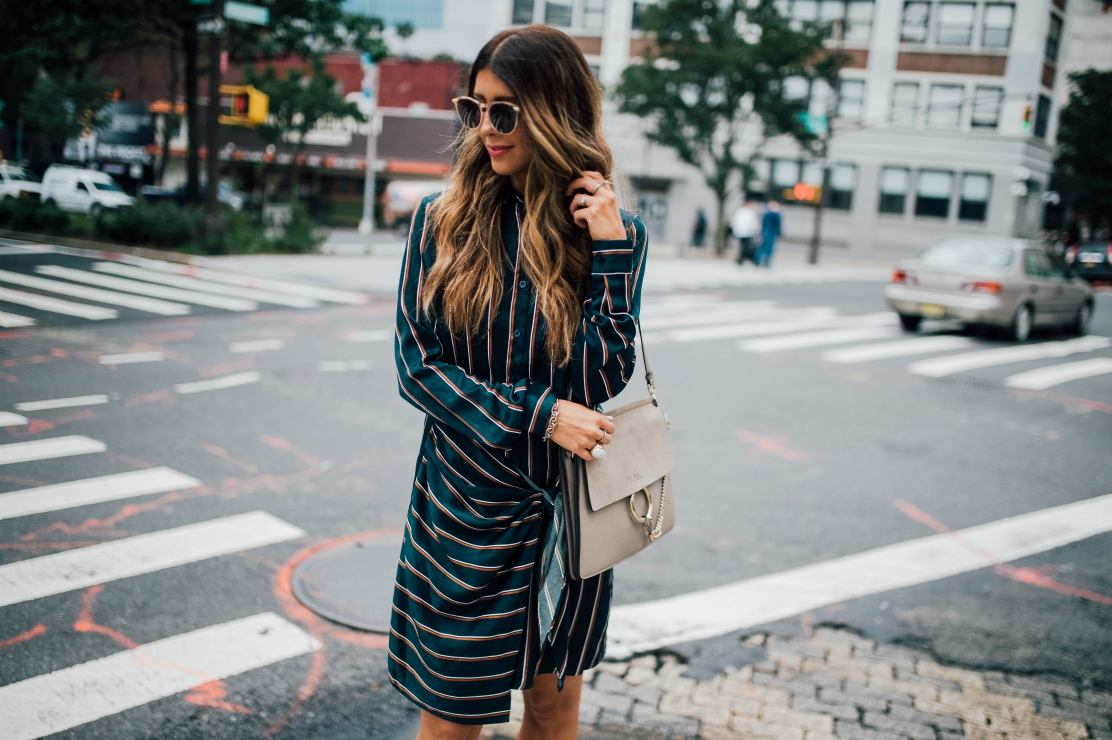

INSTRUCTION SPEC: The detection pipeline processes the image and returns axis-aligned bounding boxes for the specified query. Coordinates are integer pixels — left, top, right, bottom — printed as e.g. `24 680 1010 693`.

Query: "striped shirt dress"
389 191 649 724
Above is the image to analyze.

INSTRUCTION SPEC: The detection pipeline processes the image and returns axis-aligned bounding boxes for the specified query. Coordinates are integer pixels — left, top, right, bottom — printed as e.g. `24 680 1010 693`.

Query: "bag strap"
621 212 657 406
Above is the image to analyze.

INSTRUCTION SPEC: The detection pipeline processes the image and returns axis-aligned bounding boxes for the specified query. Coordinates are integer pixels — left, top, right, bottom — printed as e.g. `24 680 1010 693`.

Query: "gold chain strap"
648 475 667 542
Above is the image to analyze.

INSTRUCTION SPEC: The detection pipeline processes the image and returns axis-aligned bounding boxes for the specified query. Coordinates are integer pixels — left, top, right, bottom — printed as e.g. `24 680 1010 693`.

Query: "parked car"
41 165 135 216
139 181 247 211
885 237 1095 342
0 164 42 201
381 179 445 231
1066 241 1112 283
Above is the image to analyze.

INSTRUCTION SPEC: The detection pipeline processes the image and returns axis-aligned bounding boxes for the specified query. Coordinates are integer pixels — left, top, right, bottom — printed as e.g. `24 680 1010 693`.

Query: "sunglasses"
453 96 521 135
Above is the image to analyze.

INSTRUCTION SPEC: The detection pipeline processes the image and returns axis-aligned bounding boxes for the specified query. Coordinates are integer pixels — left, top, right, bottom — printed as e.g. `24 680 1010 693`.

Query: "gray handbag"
560 318 674 580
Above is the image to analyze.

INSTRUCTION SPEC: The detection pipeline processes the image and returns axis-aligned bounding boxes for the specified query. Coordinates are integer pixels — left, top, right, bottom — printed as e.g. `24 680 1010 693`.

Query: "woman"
391 25 649 740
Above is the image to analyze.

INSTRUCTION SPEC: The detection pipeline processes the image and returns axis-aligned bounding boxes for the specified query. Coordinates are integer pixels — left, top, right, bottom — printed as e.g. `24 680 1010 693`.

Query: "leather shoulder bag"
560 317 674 580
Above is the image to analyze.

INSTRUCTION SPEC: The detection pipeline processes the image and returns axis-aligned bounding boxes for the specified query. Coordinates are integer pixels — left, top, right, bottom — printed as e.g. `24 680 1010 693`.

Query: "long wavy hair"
422 25 614 366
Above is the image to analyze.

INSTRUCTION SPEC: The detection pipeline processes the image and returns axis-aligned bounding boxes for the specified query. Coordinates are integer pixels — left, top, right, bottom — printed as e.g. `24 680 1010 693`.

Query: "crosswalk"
0 430 319 738
0 244 370 328
643 293 1112 392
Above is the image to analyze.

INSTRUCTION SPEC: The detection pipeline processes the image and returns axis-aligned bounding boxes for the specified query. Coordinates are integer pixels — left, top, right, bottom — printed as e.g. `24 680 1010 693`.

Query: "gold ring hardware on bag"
628 488 653 525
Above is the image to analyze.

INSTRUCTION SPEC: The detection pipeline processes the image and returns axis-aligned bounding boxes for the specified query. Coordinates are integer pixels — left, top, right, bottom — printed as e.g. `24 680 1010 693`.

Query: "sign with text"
225 1 269 25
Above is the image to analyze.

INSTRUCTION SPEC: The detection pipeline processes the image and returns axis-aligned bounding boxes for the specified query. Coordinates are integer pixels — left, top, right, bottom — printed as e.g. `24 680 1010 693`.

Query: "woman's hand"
549 400 615 461
567 171 627 242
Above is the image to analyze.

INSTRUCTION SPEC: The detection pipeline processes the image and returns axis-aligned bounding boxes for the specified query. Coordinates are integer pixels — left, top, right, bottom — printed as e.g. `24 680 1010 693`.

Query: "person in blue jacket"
758 201 782 268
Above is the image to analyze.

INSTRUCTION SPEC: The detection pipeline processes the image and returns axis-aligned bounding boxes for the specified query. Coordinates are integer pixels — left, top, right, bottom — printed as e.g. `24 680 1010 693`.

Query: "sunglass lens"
455 99 481 129
489 103 517 135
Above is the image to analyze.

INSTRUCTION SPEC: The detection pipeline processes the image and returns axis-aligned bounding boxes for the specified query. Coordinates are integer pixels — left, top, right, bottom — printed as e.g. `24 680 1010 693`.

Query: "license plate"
919 303 946 318
1080 253 1105 264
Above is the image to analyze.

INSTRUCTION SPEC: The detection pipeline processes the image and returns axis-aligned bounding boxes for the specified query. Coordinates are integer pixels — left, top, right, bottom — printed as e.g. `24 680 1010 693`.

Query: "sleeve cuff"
591 239 634 275
523 384 558 438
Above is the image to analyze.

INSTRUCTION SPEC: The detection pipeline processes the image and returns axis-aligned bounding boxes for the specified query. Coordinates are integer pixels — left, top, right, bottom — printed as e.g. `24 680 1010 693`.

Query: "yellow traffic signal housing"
218 85 268 127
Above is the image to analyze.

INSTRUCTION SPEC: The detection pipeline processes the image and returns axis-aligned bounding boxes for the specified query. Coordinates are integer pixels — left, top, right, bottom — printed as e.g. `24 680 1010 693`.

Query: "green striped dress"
389 190 648 724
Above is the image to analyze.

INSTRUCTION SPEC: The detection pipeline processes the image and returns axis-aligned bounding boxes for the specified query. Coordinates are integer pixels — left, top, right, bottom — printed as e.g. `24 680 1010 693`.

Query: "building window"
771 159 802 194
890 82 919 126
845 1 875 43
631 0 650 29
545 0 573 26
809 79 833 118
936 2 975 45
879 166 909 214
1045 13 1063 63
981 4 1014 48
827 164 857 210
926 84 963 129
838 79 866 120
901 1 931 43
959 173 991 221
583 0 606 31
1034 94 1051 138
971 86 1003 128
783 75 811 102
512 0 535 23
916 170 954 218
788 0 818 22
781 1 873 42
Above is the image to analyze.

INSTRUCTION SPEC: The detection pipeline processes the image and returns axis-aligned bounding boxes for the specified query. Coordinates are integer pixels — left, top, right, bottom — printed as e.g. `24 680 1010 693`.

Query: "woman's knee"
416 710 482 740
523 675 582 724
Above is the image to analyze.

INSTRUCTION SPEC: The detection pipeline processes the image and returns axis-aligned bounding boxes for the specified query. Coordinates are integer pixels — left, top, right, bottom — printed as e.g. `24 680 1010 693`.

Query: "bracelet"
541 399 560 442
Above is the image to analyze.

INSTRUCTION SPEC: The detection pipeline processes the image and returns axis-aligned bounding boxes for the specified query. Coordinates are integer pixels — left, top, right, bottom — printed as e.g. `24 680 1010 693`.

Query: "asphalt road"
1 244 1110 739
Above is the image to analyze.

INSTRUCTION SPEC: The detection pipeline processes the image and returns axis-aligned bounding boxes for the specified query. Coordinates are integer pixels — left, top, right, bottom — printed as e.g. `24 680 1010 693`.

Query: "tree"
616 0 833 255
21 70 117 163
247 61 365 202
1053 69 1112 234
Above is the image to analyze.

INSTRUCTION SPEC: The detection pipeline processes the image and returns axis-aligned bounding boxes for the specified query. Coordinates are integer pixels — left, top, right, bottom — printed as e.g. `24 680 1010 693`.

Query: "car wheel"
90 203 104 219
44 198 57 208
1009 303 1033 342
898 314 922 332
1067 301 1093 336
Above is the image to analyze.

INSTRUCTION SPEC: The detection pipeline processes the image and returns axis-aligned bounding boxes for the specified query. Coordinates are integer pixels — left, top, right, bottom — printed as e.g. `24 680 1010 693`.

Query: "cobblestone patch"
479 628 1111 740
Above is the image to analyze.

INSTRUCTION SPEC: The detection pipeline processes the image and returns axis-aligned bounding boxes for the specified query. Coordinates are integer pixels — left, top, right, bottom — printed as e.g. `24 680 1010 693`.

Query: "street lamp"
357 53 378 236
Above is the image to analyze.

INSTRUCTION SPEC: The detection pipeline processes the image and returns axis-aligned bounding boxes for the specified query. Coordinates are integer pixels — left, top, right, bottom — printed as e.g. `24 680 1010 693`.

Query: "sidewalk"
481 627 1110 740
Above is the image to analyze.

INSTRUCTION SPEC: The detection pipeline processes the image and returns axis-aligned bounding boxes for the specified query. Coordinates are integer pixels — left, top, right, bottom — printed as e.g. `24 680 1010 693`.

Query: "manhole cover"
291 532 403 633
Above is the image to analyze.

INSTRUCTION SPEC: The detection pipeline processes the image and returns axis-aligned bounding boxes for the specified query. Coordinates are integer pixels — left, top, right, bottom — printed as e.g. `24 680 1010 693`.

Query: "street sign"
225 1 269 25
189 0 212 4
196 16 226 36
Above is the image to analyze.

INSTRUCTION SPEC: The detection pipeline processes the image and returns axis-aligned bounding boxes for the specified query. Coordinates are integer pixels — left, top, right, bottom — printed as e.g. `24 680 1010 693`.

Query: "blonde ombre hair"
422 25 614 366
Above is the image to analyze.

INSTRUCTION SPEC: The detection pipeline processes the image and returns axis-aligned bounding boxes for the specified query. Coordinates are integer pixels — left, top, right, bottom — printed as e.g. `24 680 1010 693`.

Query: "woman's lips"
487 145 512 158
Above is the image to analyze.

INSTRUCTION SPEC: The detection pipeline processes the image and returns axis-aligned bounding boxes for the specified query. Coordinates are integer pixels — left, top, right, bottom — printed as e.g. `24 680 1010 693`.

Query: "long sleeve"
572 213 650 408
394 196 557 451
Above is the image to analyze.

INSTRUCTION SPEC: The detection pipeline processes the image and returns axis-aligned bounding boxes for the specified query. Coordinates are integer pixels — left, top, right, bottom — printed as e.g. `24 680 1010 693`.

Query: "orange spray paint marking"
20 490 199 540
0 623 46 649
260 435 319 468
0 474 45 487
184 680 252 715
2 354 60 369
136 329 195 343
0 330 34 340
6 408 94 438
0 541 110 551
73 585 140 649
123 387 174 408
0 370 17 383
203 443 259 473
734 428 809 462
198 357 254 378
1017 389 1112 415
892 499 1112 607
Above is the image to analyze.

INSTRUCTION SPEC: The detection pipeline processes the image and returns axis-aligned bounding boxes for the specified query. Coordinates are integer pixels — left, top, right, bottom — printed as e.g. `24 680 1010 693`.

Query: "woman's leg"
517 674 583 740
416 710 483 740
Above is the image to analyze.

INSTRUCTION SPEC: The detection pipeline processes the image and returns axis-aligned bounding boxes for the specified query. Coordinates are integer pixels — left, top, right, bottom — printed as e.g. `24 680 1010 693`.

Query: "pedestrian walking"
691 207 708 249
758 201 782 268
731 201 760 265
391 25 648 740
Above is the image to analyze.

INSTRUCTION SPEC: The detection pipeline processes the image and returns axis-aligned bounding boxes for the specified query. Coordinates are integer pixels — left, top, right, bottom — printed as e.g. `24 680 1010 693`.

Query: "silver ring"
579 194 588 206
591 444 606 459
589 182 602 195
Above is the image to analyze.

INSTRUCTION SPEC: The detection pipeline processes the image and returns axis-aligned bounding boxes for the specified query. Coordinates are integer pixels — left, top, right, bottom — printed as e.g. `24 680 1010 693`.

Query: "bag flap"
584 400 673 511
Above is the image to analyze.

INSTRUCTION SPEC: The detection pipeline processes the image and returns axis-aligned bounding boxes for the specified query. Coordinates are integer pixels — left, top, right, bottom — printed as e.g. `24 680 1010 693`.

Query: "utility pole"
203 0 226 239
808 18 844 265
357 53 378 236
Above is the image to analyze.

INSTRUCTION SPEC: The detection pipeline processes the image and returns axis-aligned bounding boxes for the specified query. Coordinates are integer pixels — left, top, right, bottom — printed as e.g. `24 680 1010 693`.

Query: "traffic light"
1022 102 1032 133
218 85 268 127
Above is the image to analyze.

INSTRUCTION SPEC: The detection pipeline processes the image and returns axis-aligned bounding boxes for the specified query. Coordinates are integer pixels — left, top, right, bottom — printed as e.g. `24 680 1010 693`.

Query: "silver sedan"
885 237 1095 342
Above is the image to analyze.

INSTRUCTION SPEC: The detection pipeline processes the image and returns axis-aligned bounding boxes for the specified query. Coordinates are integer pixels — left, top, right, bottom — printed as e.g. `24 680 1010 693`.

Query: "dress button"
513 329 521 338
519 281 527 289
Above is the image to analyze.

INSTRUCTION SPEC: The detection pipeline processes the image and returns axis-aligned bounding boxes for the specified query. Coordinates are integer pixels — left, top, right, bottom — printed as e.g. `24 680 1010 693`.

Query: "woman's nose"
477 109 496 137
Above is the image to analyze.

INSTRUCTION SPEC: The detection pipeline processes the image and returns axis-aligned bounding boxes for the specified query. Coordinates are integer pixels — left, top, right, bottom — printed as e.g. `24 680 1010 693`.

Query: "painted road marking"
229 338 285 353
652 312 896 344
822 335 976 364
136 257 370 304
0 269 190 316
908 335 1111 378
1003 357 1112 390
0 467 202 521
607 493 1112 658
740 326 901 353
93 262 319 308
0 412 29 427
0 310 35 327
99 351 165 365
0 511 305 607
347 329 392 343
15 394 110 411
36 265 257 312
0 612 320 740
0 436 107 466
174 371 261 394
0 286 118 320
641 306 838 331
318 359 372 372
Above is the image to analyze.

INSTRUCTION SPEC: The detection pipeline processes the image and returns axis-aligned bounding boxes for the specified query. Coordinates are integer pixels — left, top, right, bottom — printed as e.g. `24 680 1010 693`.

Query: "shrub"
97 202 198 247
270 203 324 253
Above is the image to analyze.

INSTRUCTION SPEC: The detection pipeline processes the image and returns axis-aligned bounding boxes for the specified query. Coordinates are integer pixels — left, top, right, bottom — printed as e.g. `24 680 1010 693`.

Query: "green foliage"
97 202 197 247
395 22 416 40
615 0 836 252
21 69 117 162
1054 69 1112 225
270 203 324 253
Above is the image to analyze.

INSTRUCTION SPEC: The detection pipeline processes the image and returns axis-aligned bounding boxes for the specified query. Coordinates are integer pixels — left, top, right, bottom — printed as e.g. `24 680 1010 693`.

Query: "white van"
41 165 135 216
0 164 42 201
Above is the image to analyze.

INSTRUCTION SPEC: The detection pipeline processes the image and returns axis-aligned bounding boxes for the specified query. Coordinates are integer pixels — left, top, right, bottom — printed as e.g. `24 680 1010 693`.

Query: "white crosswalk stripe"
1003 357 1112 390
740 326 901 353
0 436 107 466
347 329 392 343
0 467 201 521
908 335 1112 378
0 310 35 327
0 412 29 427
0 612 320 740
14 394 109 411
0 269 190 315
93 262 320 308
36 265 258 311
647 312 896 344
139 256 370 304
174 371 261 394
99 351 165 364
0 285 118 320
642 305 838 330
822 335 977 364
0 511 305 607
229 338 285 353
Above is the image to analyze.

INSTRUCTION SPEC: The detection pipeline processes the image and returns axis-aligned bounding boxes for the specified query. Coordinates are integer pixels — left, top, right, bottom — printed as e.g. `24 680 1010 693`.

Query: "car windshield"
92 180 125 192
920 240 1014 268
6 170 38 182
